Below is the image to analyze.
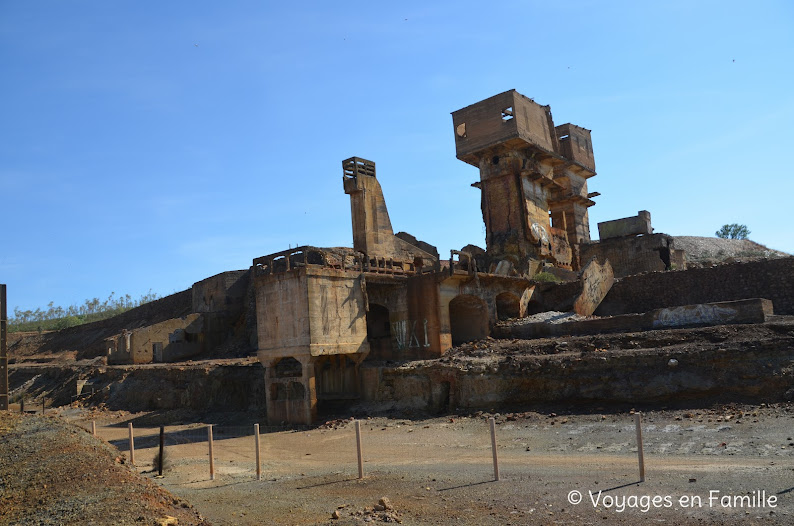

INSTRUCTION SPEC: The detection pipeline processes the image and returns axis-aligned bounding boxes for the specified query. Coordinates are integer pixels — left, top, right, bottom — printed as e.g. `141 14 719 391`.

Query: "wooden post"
355 420 364 479
128 422 135 466
254 424 261 481
91 420 96 436
41 399 45 415
0 284 7 411
20 398 24 414
634 413 645 482
208 425 215 481
158 426 165 476
489 417 500 481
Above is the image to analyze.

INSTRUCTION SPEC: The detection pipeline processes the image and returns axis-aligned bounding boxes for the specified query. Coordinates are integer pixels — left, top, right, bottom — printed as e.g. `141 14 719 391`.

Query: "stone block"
598 210 652 240
573 258 614 316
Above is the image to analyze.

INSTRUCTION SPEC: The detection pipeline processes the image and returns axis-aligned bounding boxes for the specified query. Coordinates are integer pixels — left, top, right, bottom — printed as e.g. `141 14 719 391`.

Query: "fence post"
208 425 215 481
128 423 135 466
489 417 500 481
158 426 165 476
254 423 261 481
20 398 24 414
634 412 645 482
0 284 7 412
355 420 364 479
42 399 45 415
91 420 96 436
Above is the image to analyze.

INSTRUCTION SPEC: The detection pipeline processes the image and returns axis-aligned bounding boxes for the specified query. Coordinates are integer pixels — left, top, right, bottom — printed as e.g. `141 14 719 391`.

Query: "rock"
379 497 393 510
331 510 340 519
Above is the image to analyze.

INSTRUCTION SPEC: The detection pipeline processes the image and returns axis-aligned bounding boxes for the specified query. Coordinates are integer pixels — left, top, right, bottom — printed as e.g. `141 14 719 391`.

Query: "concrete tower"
451 90 597 273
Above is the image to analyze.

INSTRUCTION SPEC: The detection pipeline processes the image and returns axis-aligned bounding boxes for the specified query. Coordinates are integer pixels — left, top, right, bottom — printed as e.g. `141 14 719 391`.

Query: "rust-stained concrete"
598 210 653 240
106 313 204 365
451 90 597 273
572 258 614 316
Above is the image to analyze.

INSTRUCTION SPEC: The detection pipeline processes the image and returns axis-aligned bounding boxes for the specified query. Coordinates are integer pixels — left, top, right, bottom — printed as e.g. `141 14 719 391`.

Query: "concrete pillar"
301 357 318 425
264 356 318 426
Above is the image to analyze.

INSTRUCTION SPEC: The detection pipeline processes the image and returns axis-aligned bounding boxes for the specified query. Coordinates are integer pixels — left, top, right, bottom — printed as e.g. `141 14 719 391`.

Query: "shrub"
152 448 171 473
715 224 750 240
533 271 562 283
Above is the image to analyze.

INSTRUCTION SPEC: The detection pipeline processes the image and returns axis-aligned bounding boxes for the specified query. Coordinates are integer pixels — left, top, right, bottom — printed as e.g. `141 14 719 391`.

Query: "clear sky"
2 1 793 314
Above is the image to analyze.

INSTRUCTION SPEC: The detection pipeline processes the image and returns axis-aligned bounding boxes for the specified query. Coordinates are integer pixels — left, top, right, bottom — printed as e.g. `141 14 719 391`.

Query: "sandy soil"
50 404 794 525
0 411 208 526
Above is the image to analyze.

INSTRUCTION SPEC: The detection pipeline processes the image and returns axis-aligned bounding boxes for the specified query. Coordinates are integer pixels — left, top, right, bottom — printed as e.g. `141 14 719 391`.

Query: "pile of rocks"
331 497 401 523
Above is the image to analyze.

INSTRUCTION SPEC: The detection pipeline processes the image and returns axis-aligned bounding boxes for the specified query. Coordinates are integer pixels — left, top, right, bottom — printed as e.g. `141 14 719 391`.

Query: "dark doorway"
495 292 521 320
366 304 392 359
449 295 489 345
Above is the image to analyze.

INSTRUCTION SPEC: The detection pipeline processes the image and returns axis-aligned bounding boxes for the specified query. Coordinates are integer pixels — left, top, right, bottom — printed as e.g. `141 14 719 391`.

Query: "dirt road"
64 404 794 525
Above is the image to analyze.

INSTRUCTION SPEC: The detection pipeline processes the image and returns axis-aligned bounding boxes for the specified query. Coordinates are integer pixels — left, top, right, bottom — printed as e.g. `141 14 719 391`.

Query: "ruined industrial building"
6 89 794 427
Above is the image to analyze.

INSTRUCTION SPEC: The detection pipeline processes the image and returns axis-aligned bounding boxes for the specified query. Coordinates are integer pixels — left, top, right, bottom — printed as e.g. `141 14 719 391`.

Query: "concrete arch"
449 294 489 345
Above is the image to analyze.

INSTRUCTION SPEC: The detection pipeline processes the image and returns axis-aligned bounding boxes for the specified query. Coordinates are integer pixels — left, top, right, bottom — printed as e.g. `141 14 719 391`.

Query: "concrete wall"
107 314 204 365
495 299 772 339
597 211 652 240
360 337 794 412
452 90 553 164
255 270 311 361
595 257 794 316
306 268 369 357
555 123 595 172
192 270 249 314
580 233 675 278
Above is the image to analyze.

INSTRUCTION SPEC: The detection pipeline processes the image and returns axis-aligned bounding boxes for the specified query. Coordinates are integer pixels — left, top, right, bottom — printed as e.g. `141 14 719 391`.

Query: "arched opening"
273 357 302 378
495 292 521 320
449 295 489 345
366 304 392 359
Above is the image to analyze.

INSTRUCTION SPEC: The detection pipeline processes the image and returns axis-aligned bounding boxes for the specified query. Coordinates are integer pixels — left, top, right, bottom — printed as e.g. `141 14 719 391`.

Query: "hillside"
674 236 789 267
7 290 192 363
0 412 208 525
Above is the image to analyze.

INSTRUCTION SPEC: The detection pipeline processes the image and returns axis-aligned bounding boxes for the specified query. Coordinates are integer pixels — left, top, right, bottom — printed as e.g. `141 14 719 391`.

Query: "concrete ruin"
452 90 598 274
16 89 791 424
104 271 249 365
252 158 536 424
244 91 716 424
106 314 204 364
581 211 687 278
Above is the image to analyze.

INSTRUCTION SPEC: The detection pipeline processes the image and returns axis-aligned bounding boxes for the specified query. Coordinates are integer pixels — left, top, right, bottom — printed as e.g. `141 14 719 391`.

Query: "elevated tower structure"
451 90 598 273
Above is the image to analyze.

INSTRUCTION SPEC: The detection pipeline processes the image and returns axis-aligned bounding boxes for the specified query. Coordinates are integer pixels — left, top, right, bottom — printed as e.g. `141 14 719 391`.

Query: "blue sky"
2 1 793 314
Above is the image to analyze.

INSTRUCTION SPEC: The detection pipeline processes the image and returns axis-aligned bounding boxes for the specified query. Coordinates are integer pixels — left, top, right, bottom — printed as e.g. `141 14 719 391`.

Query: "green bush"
716 223 750 240
533 271 562 283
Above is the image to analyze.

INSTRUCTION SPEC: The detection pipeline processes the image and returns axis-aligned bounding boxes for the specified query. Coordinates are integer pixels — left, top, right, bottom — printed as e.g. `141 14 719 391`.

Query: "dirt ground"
30 402 789 526
0 411 208 526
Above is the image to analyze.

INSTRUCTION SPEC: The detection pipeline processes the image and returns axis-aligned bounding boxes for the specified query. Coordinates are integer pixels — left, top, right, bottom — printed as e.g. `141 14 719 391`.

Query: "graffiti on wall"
653 304 737 328
392 319 431 350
